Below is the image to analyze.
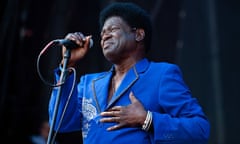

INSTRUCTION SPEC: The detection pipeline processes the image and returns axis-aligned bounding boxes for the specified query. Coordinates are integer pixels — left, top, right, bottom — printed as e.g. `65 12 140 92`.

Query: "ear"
135 28 145 42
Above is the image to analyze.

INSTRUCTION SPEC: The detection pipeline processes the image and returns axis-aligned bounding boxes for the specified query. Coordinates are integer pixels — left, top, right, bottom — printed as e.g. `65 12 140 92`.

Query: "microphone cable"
37 40 64 87
50 67 77 144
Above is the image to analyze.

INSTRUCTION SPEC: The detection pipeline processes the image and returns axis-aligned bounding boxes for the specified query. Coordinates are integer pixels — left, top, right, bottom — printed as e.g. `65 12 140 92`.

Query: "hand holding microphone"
37 32 93 86
55 32 93 49
58 32 93 67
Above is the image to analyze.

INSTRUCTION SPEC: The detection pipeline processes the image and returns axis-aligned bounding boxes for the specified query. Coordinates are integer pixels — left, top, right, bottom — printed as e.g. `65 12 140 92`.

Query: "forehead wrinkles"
102 16 128 30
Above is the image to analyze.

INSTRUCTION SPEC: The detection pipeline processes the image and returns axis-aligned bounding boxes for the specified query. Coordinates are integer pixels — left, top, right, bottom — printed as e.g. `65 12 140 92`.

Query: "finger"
65 32 83 41
84 35 92 48
100 116 120 123
85 35 92 41
109 106 122 111
129 91 138 103
100 111 115 116
74 32 85 41
101 111 119 116
70 33 85 46
65 33 76 39
107 123 125 131
100 117 113 122
75 32 84 37
101 111 111 116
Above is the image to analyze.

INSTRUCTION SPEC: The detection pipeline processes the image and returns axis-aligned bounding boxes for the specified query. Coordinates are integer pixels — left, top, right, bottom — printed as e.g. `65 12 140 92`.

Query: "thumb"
85 35 92 48
129 91 138 103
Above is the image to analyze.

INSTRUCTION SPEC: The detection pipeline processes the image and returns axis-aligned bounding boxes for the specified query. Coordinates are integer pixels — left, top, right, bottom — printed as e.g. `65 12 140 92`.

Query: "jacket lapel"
91 71 113 113
107 58 149 109
92 58 150 111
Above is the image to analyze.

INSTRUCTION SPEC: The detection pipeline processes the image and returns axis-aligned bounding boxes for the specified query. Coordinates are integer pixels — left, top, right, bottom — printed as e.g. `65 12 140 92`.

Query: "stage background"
0 0 239 143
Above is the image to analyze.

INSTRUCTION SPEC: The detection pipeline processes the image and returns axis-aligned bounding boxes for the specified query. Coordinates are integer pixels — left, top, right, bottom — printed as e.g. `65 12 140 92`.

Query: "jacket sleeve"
152 64 210 144
48 70 84 133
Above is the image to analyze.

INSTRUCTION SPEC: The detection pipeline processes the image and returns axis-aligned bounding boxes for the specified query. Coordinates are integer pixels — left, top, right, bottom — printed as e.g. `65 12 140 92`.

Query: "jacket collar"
92 58 149 112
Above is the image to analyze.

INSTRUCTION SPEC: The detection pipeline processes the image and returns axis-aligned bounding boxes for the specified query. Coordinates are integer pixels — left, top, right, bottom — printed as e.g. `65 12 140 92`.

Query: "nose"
101 32 111 42
101 32 112 48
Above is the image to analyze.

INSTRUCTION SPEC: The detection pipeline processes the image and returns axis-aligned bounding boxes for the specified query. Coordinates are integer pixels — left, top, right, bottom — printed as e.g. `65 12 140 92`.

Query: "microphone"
54 38 93 49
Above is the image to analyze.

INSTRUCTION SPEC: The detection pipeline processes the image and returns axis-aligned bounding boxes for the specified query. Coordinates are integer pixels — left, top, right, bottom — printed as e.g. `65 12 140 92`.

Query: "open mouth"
103 41 113 49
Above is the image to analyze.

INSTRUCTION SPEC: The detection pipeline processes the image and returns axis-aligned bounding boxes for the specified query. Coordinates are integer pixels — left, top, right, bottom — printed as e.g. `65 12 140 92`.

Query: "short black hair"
99 2 152 52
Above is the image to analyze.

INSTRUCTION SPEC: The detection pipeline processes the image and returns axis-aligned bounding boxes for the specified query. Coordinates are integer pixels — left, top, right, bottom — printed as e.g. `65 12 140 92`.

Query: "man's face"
100 16 136 63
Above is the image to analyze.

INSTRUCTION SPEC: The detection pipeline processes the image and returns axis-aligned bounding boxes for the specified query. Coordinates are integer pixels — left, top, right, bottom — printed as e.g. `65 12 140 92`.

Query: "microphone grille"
89 38 94 48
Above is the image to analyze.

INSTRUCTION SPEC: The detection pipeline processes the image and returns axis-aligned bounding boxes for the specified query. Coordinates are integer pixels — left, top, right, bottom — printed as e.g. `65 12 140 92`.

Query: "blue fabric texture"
49 58 210 144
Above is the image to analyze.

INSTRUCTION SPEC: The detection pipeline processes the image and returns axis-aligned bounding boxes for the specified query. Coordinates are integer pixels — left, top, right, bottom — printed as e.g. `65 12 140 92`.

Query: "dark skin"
63 16 148 131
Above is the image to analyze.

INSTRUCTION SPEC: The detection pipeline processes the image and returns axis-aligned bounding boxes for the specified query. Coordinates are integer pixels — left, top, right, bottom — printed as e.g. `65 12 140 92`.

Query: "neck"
113 57 142 77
